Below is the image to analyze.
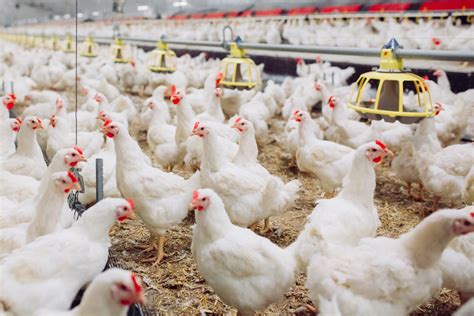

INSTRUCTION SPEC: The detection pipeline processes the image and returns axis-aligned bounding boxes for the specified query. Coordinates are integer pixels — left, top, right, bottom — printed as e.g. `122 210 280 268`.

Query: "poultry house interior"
1 0 474 315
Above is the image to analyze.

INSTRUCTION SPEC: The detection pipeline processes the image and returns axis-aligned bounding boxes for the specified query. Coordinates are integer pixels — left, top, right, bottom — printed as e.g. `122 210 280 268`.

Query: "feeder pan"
50 36 59 51
219 38 261 90
347 38 434 124
148 40 177 73
80 36 99 58
111 37 130 64
63 34 75 53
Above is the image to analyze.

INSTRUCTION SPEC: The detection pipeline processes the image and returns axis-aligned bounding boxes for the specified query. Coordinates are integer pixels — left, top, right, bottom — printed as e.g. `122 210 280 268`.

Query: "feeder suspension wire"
75 0 78 145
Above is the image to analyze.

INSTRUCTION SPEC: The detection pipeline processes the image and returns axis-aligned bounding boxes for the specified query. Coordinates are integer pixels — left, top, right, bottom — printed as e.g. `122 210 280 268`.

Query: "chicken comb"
375 139 387 150
192 190 199 202
15 117 22 124
432 37 441 46
315 55 322 63
293 110 300 116
235 117 242 123
328 96 334 103
8 94 16 100
103 119 113 127
295 58 303 64
315 83 321 91
470 212 474 218
73 146 84 155
171 85 177 95
126 198 135 211
423 75 429 80
216 72 223 86
36 117 42 124
67 170 78 183
193 121 200 131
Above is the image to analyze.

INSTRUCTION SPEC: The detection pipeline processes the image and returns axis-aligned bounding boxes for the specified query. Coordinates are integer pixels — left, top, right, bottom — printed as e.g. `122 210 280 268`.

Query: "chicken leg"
260 218 272 234
136 237 157 256
141 235 166 266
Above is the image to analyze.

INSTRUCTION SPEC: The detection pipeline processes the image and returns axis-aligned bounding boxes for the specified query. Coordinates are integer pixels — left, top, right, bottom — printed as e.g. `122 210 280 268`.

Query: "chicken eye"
119 284 128 291
61 179 66 184
72 153 76 157
371 148 377 152
202 197 207 201
200 127 204 131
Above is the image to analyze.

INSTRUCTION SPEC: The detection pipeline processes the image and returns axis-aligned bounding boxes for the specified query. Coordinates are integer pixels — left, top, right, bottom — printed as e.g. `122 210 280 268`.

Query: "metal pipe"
4 32 474 62
95 158 104 202
238 42 380 57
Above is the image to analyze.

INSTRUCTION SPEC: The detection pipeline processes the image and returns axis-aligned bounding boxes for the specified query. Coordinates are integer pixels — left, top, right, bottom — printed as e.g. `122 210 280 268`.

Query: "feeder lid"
383 38 403 50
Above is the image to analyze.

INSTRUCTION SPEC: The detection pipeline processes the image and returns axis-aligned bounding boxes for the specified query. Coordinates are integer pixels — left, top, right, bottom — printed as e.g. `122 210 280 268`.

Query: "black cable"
75 0 78 145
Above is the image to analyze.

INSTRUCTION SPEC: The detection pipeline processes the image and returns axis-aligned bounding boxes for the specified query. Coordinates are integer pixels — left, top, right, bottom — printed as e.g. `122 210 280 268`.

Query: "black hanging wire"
75 0 78 145
68 0 86 219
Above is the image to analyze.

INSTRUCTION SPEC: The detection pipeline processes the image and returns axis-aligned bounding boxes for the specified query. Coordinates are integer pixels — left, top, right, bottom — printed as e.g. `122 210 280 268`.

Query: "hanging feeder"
219 26 261 90
63 34 75 53
50 35 59 51
80 36 99 58
148 40 177 73
347 38 434 124
111 37 130 64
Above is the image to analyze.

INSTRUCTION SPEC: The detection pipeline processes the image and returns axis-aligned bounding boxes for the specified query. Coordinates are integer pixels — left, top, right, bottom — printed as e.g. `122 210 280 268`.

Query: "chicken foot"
141 235 167 266
260 218 272 234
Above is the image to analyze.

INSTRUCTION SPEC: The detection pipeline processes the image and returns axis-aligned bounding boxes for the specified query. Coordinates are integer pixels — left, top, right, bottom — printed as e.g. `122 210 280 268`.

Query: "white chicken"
46 115 104 161
194 122 297 229
0 118 21 159
0 171 80 258
0 198 134 315
1 116 46 180
231 117 300 232
191 188 296 316
291 140 390 270
102 121 200 265
293 110 354 196
306 208 474 316
33 268 145 316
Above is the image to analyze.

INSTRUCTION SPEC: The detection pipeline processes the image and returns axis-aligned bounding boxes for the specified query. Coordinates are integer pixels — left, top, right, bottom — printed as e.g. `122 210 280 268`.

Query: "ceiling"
1 0 418 26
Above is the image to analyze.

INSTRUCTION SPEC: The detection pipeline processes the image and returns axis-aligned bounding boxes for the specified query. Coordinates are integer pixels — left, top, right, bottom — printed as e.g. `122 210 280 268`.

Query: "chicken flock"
0 26 473 316
24 15 474 50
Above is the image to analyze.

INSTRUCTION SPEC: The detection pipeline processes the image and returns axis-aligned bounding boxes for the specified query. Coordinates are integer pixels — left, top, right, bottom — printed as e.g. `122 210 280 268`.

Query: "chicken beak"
37 122 45 129
79 154 87 162
385 149 394 157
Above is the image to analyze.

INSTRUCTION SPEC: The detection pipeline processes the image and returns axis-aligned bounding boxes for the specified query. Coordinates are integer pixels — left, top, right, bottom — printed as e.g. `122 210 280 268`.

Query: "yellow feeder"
80 36 99 58
219 40 261 90
110 37 130 63
148 40 177 73
347 38 433 124
63 34 75 53
50 35 59 51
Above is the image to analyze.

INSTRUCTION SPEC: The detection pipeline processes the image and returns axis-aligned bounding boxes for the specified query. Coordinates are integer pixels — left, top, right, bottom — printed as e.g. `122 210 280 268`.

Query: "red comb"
235 117 242 123
171 85 177 94
328 96 334 103
295 58 302 64
293 110 300 116
375 139 386 150
67 170 78 183
126 198 135 210
131 274 142 292
73 146 84 155
423 75 429 80
15 117 22 124
192 190 199 202
36 117 42 124
470 212 474 218
103 120 112 127
315 83 321 91
8 94 16 100
193 121 200 130
432 37 441 45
